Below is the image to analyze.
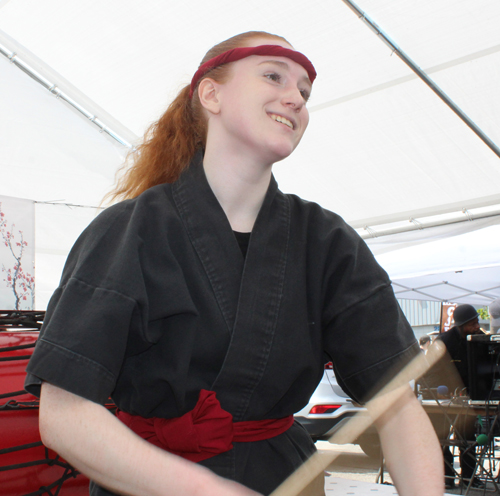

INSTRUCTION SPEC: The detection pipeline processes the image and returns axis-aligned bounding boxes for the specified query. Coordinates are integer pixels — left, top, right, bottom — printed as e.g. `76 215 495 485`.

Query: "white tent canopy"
0 0 499 309
366 218 500 305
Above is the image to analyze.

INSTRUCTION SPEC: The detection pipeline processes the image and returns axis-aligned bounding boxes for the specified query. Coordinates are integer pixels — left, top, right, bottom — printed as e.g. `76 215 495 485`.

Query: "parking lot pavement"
315 441 495 495
315 441 393 485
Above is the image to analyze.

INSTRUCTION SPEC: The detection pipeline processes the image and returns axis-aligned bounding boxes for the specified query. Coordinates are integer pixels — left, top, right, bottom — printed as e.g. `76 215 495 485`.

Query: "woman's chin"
266 143 297 164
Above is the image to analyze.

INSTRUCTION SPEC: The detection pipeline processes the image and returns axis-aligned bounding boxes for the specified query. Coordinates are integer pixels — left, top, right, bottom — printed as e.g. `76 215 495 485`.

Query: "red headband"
189 45 316 98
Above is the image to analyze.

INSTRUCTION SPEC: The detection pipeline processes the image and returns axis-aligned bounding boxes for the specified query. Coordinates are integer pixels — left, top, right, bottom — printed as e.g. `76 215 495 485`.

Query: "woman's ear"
198 78 221 115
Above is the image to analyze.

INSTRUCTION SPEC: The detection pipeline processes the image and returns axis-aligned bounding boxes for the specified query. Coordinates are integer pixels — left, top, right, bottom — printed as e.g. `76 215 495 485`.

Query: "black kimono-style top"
25 153 419 495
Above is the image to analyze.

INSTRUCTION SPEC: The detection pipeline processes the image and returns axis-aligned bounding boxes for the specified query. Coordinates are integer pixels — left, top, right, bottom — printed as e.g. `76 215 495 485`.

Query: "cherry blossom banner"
0 195 35 310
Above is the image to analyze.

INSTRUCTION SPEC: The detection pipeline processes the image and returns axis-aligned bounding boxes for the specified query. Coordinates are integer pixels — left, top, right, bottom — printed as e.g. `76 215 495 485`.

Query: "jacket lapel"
172 153 244 334
212 176 291 419
173 153 291 419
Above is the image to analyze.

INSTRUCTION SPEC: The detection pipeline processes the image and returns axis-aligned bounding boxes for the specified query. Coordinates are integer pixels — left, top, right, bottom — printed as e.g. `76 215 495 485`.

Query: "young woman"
26 31 443 496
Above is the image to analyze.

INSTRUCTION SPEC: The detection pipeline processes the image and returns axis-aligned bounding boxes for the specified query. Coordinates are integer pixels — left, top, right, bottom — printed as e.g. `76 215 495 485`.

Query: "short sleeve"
319 219 419 403
25 201 147 404
324 285 419 404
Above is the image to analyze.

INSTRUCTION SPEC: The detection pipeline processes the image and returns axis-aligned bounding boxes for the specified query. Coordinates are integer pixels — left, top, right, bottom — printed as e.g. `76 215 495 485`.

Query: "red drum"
0 311 89 495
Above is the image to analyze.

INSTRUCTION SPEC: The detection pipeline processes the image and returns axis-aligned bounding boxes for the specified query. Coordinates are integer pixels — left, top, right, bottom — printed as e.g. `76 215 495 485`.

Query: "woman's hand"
40 383 262 496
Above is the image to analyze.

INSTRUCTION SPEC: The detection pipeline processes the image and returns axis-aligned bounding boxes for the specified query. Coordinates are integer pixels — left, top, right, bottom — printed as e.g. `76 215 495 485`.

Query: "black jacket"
26 153 418 495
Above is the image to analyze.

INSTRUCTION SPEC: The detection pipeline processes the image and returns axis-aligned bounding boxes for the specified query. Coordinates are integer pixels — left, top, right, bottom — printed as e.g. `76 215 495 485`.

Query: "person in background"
24 31 443 496
425 304 485 489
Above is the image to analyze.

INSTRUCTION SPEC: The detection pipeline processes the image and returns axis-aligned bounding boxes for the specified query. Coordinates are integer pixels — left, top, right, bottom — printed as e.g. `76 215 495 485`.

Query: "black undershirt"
233 231 251 258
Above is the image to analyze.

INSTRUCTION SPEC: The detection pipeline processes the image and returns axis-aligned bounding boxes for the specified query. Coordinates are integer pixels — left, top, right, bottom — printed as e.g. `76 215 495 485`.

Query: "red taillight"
309 404 341 414
324 361 333 369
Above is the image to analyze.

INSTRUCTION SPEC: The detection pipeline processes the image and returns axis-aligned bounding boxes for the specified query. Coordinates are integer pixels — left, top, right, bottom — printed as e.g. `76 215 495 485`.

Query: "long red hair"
108 31 290 202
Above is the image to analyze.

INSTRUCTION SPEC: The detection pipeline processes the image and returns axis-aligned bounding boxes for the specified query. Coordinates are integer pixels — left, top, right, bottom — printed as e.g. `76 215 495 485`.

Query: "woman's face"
207 38 312 166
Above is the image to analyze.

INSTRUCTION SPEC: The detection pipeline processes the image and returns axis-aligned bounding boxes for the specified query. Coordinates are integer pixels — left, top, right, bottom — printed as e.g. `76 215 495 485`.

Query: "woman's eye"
265 72 282 82
300 89 311 102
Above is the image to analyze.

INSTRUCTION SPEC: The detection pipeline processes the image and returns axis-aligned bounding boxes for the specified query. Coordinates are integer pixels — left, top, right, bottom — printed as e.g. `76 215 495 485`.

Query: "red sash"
116 389 294 462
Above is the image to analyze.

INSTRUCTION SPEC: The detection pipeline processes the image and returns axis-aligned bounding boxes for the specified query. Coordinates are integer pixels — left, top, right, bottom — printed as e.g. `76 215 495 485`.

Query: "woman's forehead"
237 54 312 82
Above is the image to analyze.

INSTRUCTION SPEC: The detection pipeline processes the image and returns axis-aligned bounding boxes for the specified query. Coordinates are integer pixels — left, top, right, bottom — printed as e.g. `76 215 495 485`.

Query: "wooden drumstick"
270 341 446 496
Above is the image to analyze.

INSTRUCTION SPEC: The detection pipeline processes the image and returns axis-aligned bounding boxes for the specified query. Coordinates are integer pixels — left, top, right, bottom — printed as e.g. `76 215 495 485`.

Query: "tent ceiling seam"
309 43 500 113
34 200 104 210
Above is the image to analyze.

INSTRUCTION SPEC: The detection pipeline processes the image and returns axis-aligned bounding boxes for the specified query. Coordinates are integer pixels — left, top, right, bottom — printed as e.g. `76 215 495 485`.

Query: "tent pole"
341 0 500 160
358 209 500 239
0 34 136 150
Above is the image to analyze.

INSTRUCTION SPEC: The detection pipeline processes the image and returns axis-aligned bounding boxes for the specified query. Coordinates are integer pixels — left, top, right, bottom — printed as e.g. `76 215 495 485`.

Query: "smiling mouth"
269 113 294 130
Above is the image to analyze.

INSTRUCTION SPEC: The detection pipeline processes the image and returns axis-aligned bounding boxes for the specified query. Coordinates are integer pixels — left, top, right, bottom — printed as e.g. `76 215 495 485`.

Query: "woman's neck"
202 147 273 232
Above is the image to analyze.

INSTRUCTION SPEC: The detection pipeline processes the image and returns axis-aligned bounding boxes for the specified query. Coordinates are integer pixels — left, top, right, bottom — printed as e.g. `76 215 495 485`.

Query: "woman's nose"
282 87 304 111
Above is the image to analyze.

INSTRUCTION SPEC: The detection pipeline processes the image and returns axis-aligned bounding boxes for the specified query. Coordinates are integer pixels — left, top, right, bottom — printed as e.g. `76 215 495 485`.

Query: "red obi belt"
116 389 294 462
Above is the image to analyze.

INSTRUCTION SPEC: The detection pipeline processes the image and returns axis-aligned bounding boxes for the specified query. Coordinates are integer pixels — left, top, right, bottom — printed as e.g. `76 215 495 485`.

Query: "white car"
294 362 381 458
